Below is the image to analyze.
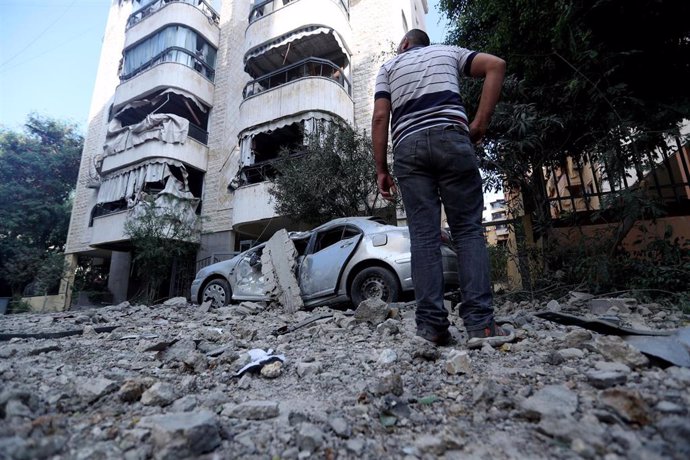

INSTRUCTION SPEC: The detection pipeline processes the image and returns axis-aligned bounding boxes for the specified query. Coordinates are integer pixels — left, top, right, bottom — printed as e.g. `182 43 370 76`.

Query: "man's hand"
468 120 487 144
377 171 396 202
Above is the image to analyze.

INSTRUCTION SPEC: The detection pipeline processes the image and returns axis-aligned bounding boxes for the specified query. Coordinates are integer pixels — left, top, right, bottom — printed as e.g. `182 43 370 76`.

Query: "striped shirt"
374 44 477 148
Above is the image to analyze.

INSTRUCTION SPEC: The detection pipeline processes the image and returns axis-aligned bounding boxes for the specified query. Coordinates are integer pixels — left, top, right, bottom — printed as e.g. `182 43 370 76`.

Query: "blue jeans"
393 125 494 332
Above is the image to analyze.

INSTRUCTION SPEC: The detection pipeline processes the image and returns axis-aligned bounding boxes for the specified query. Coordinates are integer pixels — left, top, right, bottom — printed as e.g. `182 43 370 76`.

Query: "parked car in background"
190 216 459 308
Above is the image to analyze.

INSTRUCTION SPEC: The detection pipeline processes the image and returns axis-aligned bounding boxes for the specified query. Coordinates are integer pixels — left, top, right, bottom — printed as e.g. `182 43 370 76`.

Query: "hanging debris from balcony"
102 113 189 157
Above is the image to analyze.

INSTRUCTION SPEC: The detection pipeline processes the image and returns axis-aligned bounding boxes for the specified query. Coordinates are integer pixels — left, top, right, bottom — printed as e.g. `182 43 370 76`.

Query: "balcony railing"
188 123 209 145
249 0 349 23
127 0 220 30
242 58 351 99
120 47 215 82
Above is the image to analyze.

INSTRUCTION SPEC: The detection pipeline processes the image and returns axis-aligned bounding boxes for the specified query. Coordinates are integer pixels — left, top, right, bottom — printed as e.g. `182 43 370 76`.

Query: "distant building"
482 198 509 246
64 0 429 306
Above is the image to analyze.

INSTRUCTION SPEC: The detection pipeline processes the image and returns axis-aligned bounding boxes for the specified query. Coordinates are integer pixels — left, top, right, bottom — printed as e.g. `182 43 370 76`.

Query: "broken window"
238 122 305 184
312 225 361 253
234 245 266 296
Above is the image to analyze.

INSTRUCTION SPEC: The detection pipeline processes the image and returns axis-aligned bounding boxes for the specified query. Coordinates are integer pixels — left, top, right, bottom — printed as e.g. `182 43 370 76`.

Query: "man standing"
372 29 509 346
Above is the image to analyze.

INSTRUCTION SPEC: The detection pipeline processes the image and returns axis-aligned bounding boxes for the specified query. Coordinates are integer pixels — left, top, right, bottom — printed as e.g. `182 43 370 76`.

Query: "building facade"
64 0 428 306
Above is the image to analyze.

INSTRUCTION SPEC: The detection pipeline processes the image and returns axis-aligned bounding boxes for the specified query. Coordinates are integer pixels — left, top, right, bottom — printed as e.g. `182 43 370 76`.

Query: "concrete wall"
350 0 412 131
66 0 133 255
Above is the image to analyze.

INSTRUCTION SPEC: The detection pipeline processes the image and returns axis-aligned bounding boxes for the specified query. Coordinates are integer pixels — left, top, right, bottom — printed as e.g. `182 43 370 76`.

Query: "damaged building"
63 0 429 306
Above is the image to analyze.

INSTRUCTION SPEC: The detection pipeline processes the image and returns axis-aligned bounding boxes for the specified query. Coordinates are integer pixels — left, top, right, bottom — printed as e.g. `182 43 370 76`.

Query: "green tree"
124 198 199 304
0 115 83 296
269 123 393 225
439 0 690 205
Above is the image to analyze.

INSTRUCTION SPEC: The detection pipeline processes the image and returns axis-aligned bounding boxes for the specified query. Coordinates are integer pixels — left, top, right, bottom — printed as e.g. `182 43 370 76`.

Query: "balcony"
249 0 348 25
244 0 352 76
243 58 351 98
126 0 220 49
238 74 353 134
113 60 214 112
231 181 296 238
91 210 129 250
100 136 208 176
232 182 277 226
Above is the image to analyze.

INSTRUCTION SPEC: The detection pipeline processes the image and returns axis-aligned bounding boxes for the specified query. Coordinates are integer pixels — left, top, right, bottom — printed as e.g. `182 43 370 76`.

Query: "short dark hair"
405 29 430 47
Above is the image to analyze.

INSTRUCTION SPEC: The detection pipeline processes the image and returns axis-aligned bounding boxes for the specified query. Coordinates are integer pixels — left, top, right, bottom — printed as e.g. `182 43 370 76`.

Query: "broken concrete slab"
261 229 303 313
623 331 690 368
139 410 220 459
354 298 390 325
534 311 671 336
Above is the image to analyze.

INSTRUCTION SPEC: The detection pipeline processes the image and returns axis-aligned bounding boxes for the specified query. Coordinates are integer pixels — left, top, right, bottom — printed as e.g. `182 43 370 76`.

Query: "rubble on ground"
0 294 689 459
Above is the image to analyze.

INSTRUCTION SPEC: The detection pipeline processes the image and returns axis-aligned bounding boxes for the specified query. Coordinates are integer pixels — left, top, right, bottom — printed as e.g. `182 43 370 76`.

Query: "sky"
0 0 450 133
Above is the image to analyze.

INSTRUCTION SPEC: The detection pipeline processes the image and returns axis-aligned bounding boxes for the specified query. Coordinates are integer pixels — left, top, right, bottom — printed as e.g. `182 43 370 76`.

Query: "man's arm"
371 98 395 201
468 52 506 144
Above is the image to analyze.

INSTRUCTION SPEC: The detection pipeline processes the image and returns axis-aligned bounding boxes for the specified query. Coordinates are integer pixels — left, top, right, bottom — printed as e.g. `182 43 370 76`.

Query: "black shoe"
416 327 454 346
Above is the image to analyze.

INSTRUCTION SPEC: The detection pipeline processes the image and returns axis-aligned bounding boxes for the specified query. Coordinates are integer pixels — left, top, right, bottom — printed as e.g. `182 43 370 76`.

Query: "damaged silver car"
190 217 459 308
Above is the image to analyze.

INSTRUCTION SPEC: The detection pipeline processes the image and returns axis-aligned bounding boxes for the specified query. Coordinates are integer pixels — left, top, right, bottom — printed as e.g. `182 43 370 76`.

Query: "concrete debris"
0 293 688 458
261 229 303 313
354 298 390 325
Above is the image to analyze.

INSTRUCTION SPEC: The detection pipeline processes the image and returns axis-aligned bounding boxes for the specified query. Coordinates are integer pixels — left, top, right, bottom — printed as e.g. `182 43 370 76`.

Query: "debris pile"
0 293 688 459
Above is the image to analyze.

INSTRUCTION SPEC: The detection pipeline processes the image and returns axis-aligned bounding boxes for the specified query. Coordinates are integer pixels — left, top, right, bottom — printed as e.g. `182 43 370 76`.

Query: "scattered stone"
163 297 188 308
546 300 561 312
260 360 283 378
414 434 446 456
141 382 177 407
369 372 404 396
657 416 690 456
354 298 390 325
139 410 220 459
328 415 351 438
376 318 400 336
558 348 585 359
562 329 592 348
28 340 60 356
520 385 578 420
594 361 632 374
4 399 32 418
599 388 652 425
377 348 397 365
296 361 321 378
586 370 628 389
445 350 472 375
297 423 325 453
78 377 118 403
589 298 635 314
222 400 279 420
594 336 650 369
118 379 150 403
0 291 686 459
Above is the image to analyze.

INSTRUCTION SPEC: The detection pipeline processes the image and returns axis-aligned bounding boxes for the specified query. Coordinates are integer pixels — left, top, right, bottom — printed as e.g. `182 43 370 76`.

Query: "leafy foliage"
269 123 393 225
439 1 690 303
439 0 690 197
0 115 83 296
124 198 199 304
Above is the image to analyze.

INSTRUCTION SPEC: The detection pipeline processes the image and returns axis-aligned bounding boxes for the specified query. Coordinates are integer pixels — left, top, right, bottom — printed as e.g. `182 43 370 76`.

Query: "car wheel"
350 267 400 306
201 278 231 307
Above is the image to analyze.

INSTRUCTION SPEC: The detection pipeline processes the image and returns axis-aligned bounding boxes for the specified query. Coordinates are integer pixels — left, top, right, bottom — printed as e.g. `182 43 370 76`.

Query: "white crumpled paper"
234 348 286 377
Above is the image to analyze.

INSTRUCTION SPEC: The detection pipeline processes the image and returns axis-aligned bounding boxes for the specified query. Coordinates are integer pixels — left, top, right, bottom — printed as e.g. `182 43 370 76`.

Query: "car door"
229 245 268 300
299 225 362 300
